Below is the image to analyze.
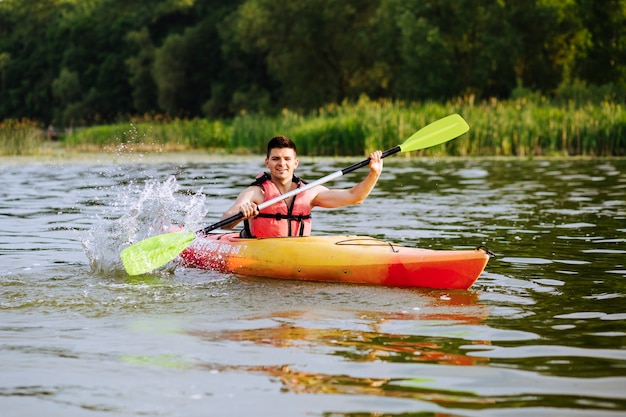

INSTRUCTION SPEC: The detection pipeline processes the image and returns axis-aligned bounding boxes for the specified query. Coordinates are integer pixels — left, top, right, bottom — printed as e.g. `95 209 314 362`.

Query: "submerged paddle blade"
120 230 196 275
399 114 469 153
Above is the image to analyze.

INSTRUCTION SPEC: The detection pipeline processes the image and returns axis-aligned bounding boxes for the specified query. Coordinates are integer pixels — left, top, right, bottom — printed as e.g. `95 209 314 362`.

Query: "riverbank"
2 97 625 157
3 149 624 169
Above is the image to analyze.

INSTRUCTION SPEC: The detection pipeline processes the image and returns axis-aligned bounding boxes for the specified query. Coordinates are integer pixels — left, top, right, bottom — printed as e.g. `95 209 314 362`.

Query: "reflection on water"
187 302 492 404
0 155 625 416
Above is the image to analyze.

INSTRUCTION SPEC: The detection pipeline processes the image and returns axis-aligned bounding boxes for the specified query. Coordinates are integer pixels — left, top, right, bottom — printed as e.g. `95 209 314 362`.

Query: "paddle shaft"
199 146 401 234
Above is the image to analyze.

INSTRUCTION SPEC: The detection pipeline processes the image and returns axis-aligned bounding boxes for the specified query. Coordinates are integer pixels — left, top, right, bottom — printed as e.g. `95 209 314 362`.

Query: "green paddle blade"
399 114 469 153
120 230 196 275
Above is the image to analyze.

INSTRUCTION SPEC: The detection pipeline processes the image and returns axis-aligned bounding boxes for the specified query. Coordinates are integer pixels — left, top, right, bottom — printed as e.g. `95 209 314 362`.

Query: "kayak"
178 233 491 289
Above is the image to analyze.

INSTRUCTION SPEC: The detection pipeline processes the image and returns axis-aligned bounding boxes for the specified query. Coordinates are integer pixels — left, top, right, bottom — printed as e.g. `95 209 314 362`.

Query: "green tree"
382 0 594 100
52 68 82 103
573 0 626 88
0 0 73 122
510 0 584 94
0 52 11 94
146 0 238 116
153 32 189 115
126 27 158 114
1 0 623 124
223 0 385 111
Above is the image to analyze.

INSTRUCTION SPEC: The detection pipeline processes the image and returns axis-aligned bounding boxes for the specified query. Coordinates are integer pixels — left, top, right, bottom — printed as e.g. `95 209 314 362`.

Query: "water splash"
82 175 207 275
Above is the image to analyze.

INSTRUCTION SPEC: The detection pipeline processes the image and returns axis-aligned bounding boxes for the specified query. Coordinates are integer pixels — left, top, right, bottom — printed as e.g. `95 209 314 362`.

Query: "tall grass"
453 97 625 156
0 119 49 156
228 97 625 156
63 115 231 152
229 98 460 156
3 97 625 156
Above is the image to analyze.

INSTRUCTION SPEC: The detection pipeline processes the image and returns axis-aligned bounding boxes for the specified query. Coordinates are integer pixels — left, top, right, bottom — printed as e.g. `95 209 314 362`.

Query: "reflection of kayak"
178 233 490 289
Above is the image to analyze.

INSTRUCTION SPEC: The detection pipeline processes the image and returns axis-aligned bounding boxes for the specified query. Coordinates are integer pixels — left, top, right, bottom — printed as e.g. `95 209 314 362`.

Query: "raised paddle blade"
120 230 196 275
342 114 470 174
399 114 469 153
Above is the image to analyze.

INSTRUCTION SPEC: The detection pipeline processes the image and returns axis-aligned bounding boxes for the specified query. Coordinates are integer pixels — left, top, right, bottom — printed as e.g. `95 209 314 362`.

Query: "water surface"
1 153 625 416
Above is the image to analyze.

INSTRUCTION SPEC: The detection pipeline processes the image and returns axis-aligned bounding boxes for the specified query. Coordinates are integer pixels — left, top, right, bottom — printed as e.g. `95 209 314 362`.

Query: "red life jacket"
245 173 313 238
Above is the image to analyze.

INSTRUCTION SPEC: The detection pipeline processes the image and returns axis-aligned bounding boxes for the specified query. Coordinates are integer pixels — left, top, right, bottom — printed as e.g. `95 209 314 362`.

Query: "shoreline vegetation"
2 97 624 158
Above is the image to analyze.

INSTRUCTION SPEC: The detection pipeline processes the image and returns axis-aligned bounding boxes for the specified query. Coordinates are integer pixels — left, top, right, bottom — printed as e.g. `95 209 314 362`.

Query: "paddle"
120 114 469 275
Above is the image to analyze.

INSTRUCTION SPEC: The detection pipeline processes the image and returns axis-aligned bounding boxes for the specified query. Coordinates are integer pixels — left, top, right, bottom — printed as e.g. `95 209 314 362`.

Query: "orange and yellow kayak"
178 233 490 289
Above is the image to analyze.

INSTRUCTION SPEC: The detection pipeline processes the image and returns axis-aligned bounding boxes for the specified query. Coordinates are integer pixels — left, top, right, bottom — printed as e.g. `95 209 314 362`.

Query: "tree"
126 27 158 114
223 0 385 111
0 0 623 123
0 52 11 95
573 0 626 87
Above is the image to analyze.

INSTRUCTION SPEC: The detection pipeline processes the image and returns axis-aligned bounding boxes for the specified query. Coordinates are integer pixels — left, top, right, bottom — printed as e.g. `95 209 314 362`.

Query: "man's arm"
311 151 383 209
219 186 264 229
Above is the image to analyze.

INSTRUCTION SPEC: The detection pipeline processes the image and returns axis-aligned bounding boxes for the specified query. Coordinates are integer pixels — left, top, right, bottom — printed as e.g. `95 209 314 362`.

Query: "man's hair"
267 135 297 157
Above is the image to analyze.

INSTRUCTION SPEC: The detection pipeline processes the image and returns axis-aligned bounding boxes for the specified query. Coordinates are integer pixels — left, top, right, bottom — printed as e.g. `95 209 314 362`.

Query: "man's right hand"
239 201 259 219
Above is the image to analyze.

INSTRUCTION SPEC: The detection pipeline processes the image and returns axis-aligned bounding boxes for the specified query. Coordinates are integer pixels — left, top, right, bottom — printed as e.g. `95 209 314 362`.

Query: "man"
220 135 383 238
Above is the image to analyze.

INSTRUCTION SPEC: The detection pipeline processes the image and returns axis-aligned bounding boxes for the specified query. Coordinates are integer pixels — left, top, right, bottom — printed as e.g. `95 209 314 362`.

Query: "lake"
1 152 625 416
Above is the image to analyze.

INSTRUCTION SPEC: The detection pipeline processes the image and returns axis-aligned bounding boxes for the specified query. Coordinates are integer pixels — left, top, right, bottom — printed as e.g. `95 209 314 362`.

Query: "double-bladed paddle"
120 114 469 275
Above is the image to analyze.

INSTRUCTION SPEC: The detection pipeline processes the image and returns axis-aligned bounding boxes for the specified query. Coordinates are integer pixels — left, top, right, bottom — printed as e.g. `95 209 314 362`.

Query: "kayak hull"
178 233 490 290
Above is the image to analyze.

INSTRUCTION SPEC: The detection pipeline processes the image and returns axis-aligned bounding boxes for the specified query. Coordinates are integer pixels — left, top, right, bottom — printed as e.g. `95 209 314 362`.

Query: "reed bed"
2 98 624 156
62 116 230 153
0 119 51 156
453 98 625 156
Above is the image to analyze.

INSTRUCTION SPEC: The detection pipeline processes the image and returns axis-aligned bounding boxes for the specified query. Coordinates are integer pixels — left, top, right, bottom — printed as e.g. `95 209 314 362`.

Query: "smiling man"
219 135 383 238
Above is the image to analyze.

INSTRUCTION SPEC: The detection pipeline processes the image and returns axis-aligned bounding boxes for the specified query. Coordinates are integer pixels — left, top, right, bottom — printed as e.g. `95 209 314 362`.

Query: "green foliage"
448 97 625 156
52 68 81 103
125 27 157 113
224 0 385 110
63 116 230 151
0 119 48 155
573 0 626 86
0 0 625 127
47 97 625 157
153 32 188 114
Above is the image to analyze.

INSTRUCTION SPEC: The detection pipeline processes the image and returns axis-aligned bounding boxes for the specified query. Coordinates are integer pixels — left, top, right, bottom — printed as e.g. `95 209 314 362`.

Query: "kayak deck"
178 233 490 289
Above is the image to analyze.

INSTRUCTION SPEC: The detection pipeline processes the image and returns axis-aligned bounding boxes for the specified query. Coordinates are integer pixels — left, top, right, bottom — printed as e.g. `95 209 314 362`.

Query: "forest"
1 0 625 127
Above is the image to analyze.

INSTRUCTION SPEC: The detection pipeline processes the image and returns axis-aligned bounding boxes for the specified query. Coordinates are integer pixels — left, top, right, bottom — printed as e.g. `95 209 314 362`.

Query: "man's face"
265 147 299 182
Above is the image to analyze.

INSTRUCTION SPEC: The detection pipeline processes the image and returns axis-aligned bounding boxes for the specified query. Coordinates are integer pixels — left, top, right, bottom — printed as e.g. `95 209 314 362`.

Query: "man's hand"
239 201 259 219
